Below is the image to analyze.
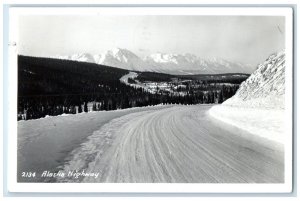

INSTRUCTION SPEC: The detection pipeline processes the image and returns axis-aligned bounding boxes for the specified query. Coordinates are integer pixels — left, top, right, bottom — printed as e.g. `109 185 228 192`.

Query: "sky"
18 15 285 65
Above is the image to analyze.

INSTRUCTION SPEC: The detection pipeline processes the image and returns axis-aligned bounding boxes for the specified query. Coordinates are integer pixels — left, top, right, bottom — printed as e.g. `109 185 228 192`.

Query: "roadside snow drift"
209 51 285 143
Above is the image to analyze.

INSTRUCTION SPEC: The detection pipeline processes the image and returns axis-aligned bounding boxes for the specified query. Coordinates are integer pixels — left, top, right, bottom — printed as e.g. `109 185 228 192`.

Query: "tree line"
18 55 242 120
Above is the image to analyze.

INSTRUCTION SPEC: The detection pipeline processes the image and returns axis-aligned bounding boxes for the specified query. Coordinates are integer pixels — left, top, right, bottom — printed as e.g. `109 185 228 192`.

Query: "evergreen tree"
218 91 223 103
78 104 82 113
92 102 97 111
84 102 88 112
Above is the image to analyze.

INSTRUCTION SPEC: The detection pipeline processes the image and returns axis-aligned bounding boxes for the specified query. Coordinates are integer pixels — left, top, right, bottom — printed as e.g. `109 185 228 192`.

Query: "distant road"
69 105 284 183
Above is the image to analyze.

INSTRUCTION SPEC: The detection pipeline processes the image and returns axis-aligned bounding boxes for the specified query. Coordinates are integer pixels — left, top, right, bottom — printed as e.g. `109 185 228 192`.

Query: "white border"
7 7 294 193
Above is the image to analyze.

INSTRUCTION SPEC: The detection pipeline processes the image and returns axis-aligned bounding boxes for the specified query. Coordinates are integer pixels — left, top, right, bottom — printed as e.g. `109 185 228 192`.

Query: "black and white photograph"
7 6 293 193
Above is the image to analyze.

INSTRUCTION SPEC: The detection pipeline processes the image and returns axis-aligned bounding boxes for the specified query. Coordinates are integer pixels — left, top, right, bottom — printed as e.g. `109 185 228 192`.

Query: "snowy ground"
18 105 284 183
119 72 139 85
209 105 285 143
119 72 156 93
17 105 171 182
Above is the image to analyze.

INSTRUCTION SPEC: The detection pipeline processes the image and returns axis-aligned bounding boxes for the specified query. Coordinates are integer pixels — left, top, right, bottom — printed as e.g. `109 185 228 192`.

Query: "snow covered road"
17 105 171 182
59 105 284 183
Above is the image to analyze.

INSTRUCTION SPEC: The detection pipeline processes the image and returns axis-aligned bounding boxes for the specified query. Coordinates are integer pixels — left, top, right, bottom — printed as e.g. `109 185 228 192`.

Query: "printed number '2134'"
21 172 36 177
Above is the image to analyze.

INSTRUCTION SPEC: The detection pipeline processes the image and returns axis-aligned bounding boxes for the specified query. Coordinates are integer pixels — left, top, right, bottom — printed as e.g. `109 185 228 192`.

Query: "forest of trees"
137 71 249 84
18 55 247 120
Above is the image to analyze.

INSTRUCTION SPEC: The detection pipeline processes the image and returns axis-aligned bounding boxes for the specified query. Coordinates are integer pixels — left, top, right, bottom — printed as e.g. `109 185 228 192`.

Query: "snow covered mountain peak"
107 48 139 61
54 48 256 75
223 50 285 109
184 53 198 63
54 53 95 63
100 48 143 71
147 53 180 64
72 53 95 63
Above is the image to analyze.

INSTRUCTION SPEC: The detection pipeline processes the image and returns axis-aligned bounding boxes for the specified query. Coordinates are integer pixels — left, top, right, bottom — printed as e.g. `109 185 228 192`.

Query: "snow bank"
209 51 286 143
209 105 284 143
223 50 285 109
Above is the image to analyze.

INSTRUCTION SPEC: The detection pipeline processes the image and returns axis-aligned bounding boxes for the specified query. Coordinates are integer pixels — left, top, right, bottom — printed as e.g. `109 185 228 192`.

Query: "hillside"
19 55 130 96
18 56 160 120
223 51 285 109
209 51 286 143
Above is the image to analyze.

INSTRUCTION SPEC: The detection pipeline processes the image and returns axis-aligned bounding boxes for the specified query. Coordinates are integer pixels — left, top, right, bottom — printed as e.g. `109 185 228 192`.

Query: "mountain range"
54 48 255 75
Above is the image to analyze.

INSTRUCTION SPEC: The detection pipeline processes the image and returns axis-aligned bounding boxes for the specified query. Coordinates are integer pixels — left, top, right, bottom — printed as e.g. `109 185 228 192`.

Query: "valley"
18 55 248 120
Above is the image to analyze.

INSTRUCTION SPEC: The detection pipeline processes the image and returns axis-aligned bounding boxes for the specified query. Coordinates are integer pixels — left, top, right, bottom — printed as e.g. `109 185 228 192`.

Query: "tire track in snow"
60 105 284 183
